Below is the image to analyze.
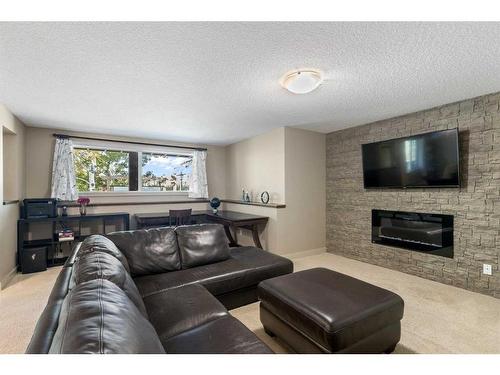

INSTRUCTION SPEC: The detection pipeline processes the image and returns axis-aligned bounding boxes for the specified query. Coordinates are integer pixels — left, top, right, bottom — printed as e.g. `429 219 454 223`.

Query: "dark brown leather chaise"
26 224 293 354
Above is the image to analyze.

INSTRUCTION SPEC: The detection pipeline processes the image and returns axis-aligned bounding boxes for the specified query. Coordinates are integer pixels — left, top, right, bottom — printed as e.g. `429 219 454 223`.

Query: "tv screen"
362 129 460 188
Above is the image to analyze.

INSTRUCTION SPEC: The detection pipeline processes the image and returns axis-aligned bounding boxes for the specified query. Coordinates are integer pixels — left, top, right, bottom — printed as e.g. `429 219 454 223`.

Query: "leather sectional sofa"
26 224 293 354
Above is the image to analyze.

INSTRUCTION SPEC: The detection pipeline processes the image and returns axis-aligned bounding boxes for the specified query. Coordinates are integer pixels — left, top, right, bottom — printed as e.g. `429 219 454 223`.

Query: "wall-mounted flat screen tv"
362 129 460 188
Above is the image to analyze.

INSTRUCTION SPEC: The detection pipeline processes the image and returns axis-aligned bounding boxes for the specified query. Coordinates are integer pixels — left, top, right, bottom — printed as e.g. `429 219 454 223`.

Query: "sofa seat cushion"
49 279 165 354
78 235 130 272
162 315 273 354
134 247 293 298
72 251 148 318
258 268 405 352
107 227 181 276
175 224 230 269
143 284 228 343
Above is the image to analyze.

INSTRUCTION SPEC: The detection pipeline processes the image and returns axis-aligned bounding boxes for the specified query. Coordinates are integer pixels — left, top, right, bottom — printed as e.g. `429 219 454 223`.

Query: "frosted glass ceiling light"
280 69 323 94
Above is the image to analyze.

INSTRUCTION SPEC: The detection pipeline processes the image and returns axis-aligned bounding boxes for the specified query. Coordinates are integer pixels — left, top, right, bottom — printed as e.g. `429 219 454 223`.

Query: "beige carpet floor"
1 253 499 354
232 253 500 354
0 266 62 354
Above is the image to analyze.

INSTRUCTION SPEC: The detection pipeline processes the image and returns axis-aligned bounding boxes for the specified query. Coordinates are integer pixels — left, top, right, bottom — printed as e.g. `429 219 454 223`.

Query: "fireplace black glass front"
372 209 454 258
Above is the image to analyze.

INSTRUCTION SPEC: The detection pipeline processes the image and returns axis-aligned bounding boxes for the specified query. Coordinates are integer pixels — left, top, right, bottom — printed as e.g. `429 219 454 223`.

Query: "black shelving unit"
17 212 129 272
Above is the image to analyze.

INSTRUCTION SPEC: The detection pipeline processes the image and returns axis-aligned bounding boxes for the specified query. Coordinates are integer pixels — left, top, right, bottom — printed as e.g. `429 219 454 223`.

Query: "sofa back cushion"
49 279 165 354
175 224 230 269
78 235 130 272
107 227 181 276
72 251 148 318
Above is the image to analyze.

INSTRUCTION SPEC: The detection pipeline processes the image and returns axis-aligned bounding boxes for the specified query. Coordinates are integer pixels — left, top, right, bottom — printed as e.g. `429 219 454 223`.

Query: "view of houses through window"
141 152 192 192
73 147 192 193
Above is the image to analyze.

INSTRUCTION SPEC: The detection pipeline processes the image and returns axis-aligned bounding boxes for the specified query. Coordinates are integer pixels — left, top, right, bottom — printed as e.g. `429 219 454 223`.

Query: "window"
73 146 192 193
141 152 192 192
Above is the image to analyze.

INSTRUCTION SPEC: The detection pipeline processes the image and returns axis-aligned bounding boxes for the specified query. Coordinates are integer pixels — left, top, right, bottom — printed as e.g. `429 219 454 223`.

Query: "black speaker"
21 247 47 274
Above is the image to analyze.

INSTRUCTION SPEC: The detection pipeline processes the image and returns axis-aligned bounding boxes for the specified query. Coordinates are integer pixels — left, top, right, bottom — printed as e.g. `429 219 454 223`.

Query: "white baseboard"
286 247 327 260
0 267 17 290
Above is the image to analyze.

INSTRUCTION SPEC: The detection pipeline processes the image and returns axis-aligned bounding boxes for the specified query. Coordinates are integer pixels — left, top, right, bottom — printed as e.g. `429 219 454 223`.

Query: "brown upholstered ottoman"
258 268 404 354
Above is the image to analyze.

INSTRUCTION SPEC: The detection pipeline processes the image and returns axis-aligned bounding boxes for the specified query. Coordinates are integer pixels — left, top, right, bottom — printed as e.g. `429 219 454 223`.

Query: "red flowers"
76 197 90 205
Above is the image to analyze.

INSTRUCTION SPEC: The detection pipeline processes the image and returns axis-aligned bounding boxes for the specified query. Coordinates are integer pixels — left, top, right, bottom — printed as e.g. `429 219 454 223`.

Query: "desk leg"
251 224 263 249
224 225 239 247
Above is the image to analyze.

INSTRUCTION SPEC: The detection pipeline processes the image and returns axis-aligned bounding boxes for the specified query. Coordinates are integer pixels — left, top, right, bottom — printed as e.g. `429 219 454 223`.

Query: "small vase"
79 203 87 216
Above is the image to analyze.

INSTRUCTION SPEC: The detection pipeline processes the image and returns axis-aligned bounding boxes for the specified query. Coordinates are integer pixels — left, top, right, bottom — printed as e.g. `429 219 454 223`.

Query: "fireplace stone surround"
326 91 500 298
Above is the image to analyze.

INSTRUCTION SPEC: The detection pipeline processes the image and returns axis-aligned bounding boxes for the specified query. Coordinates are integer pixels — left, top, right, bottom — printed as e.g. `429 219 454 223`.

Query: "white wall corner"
0 267 17 290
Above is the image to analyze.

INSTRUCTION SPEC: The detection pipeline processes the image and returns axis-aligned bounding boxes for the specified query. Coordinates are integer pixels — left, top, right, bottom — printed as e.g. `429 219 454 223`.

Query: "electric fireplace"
372 209 453 258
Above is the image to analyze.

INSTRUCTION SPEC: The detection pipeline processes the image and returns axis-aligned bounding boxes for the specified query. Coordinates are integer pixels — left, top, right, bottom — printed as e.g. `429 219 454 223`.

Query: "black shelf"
18 212 130 223
17 212 129 273
23 239 53 247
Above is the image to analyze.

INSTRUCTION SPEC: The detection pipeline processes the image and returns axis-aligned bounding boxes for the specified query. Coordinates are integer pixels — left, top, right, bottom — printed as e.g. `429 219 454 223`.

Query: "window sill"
59 198 209 207
77 191 190 197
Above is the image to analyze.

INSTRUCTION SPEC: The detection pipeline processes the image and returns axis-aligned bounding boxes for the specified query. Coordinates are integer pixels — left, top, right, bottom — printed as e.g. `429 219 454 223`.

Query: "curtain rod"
52 133 207 152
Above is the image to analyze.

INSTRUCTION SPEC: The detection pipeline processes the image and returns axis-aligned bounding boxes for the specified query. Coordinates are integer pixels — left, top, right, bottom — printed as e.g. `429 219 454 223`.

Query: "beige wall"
225 127 285 204
281 127 326 254
0 104 26 289
25 127 226 201
224 127 326 256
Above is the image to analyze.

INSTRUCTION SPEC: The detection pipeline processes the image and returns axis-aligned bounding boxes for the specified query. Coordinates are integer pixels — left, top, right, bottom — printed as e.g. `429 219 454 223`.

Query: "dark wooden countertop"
135 210 268 221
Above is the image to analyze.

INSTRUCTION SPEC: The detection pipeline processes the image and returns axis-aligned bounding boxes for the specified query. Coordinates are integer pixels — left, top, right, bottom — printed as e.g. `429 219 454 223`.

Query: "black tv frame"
361 128 460 189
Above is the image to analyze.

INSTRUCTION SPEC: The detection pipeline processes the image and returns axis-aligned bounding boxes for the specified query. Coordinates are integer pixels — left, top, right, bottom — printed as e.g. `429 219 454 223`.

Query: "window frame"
72 139 194 196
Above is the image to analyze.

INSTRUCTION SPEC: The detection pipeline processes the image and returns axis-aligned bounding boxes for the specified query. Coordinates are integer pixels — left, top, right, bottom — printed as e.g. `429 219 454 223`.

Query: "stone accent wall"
326 92 500 298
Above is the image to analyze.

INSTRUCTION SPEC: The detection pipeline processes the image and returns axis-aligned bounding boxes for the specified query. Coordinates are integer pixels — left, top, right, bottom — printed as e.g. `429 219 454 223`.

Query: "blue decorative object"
210 197 221 214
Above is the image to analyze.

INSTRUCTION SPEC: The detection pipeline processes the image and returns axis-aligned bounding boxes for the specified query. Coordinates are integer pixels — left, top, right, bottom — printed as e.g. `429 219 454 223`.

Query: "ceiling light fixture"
280 69 323 94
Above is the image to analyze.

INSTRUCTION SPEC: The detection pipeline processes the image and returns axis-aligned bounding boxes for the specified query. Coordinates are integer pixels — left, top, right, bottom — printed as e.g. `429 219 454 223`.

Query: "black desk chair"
169 209 192 226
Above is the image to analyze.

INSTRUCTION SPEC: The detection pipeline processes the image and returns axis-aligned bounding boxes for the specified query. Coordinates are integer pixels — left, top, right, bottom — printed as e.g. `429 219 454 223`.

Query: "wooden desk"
135 210 269 249
205 211 268 249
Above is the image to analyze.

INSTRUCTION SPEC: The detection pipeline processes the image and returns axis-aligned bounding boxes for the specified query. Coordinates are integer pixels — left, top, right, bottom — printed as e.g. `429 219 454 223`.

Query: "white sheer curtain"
188 150 209 198
51 138 78 201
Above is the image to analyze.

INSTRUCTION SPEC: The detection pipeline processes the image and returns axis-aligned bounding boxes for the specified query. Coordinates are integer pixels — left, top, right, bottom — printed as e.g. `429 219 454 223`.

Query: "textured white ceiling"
1 22 500 145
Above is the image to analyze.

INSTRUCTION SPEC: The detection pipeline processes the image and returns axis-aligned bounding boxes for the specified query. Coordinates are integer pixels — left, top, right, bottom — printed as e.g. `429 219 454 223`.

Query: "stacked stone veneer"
326 92 500 298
